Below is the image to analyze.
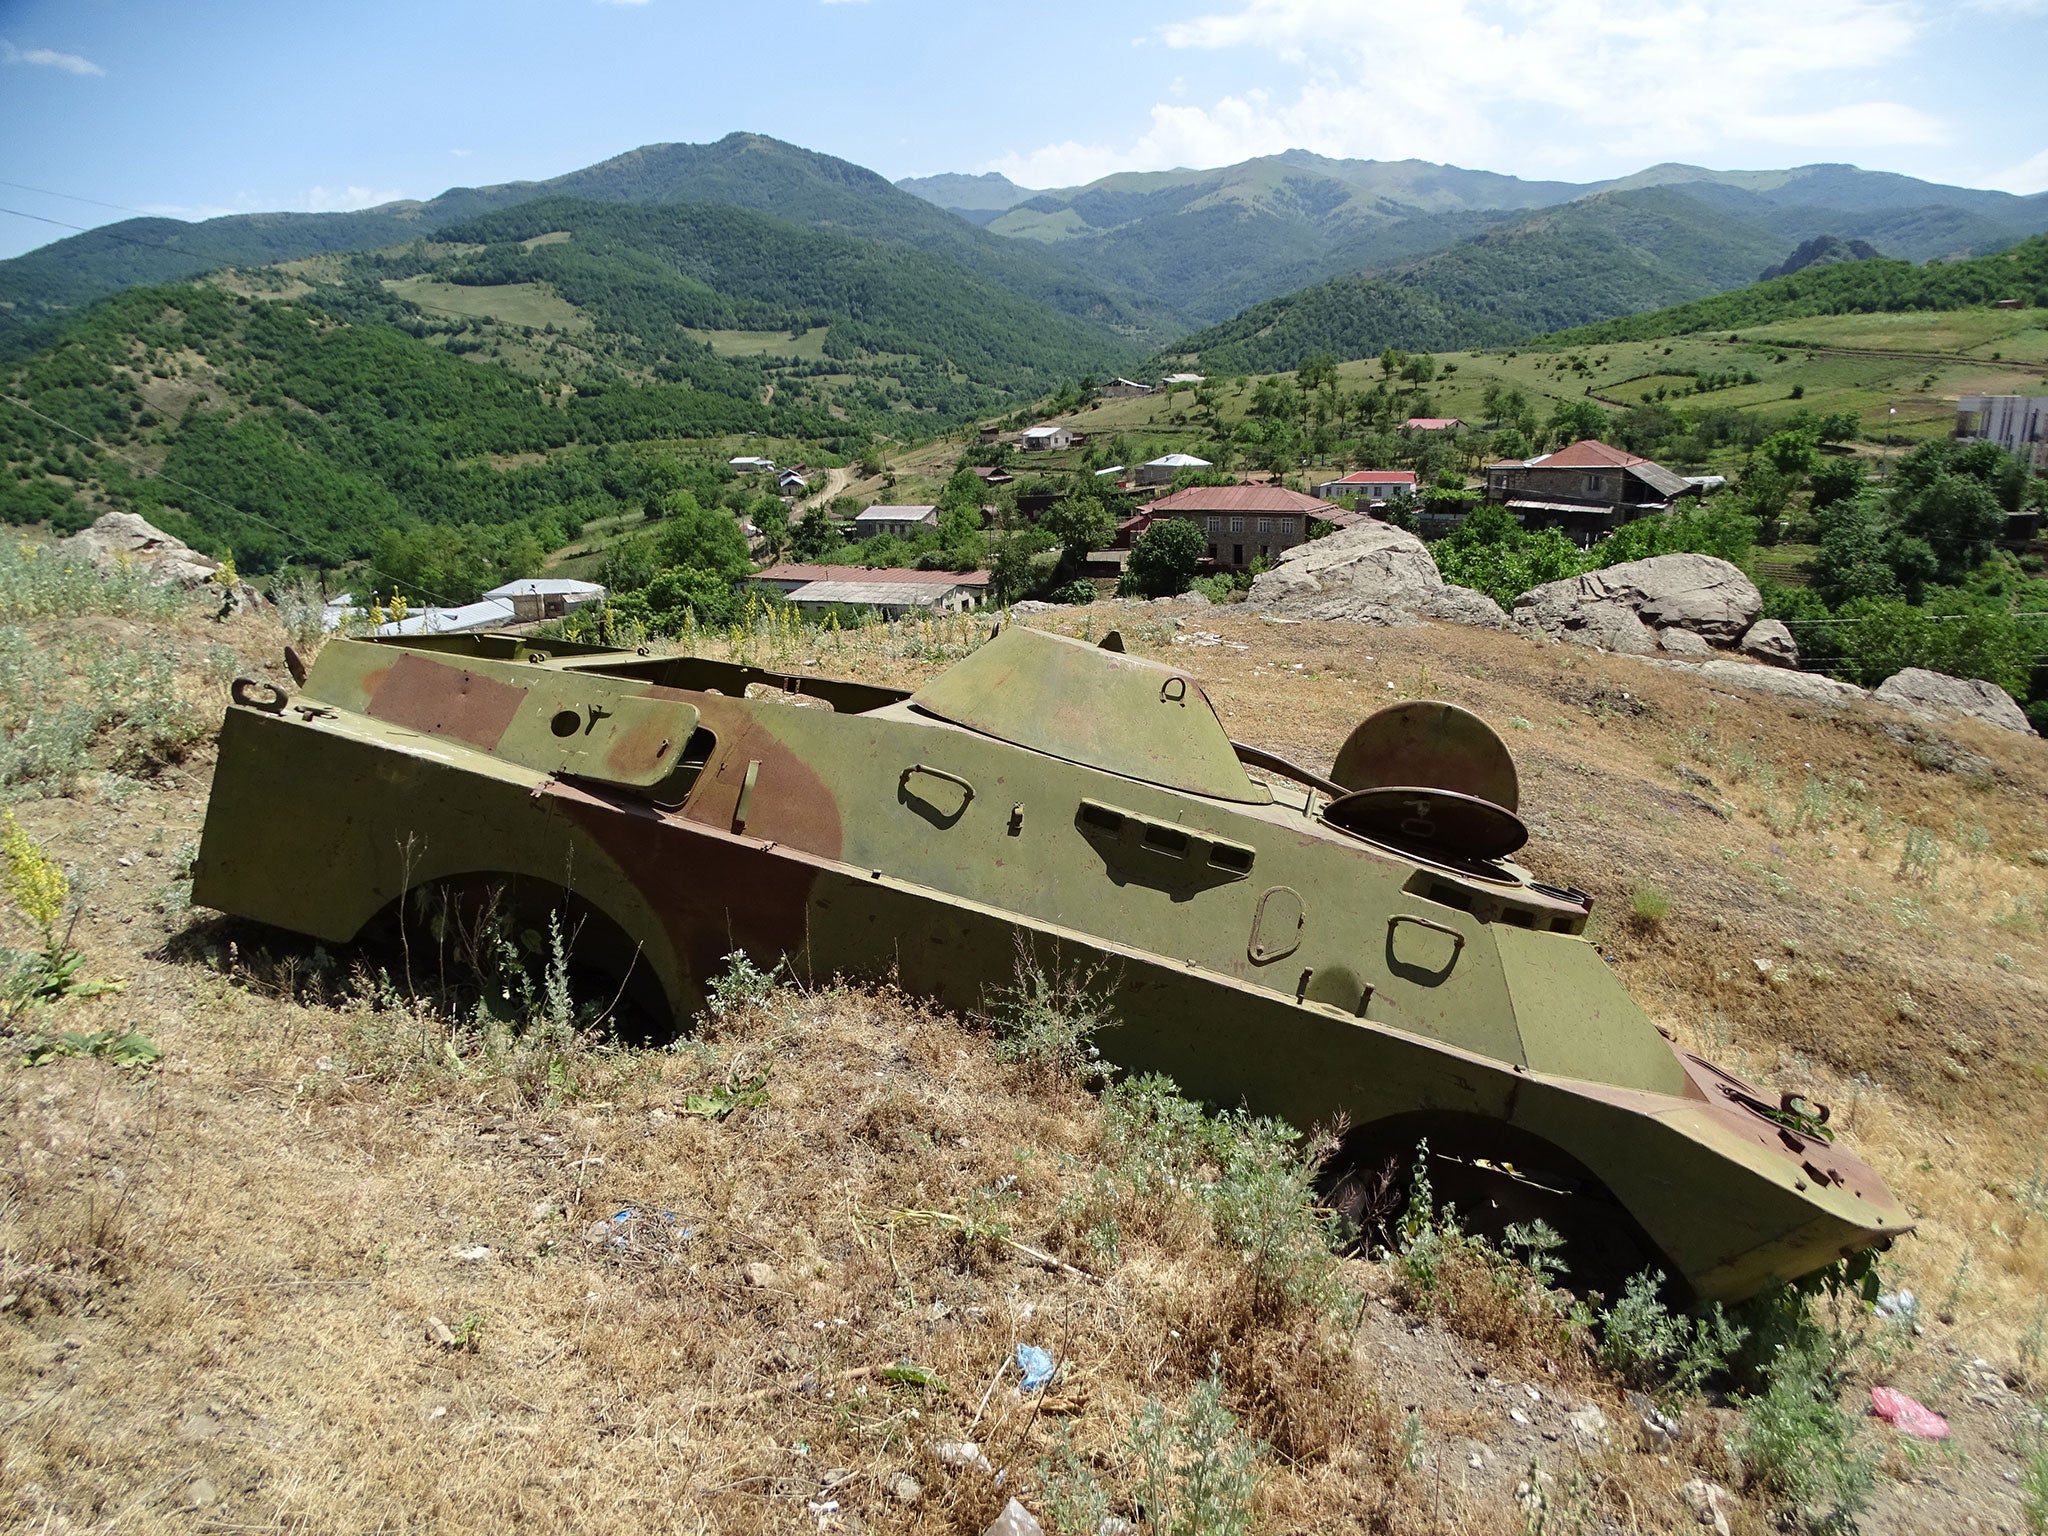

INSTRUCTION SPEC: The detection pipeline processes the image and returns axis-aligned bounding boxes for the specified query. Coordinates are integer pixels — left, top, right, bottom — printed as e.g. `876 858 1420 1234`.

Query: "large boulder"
54 511 225 589
1737 618 1799 669
1872 668 2033 734
1515 554 1761 647
1245 521 1507 627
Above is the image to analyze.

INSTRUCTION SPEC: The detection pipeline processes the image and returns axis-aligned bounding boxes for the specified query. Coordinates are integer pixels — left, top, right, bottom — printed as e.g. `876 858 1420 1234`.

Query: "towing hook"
231 676 288 714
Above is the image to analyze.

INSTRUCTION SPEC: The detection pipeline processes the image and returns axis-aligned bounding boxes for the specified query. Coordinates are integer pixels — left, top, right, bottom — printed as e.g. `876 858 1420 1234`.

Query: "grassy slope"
1550 235 2048 346
3 590 2044 1535
1073 300 2048 470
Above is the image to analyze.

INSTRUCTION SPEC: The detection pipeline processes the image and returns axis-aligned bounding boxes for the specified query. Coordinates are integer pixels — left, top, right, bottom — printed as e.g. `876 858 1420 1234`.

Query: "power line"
0 204 205 258
1 393 463 609
0 180 154 217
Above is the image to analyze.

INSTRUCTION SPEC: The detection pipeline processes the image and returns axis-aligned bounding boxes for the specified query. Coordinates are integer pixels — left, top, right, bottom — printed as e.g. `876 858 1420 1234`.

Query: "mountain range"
898 153 2048 325
6 134 2048 407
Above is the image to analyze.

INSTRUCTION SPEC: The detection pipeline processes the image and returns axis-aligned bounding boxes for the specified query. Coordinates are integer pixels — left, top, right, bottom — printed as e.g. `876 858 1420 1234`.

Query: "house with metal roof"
1312 469 1416 503
852 505 940 540
748 564 991 619
1142 483 1340 571
1484 440 1695 539
1135 452 1214 487
481 577 607 623
1020 424 1075 452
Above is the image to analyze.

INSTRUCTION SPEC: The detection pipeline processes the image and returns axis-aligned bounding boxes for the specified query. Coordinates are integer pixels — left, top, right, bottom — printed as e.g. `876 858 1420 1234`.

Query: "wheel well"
1321 1110 1684 1302
367 873 679 1044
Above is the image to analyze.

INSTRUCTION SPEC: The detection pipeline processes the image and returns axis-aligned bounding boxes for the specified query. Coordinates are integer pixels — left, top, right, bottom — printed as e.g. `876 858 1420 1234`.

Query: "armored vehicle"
195 624 1905 1302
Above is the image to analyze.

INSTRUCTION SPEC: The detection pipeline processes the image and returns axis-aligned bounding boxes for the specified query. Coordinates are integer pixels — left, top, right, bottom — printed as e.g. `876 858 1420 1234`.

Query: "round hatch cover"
1322 785 1530 861
1332 701 1519 812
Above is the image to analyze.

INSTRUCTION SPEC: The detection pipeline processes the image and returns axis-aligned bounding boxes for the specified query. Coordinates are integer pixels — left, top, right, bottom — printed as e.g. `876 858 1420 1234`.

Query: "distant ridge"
894 171 1039 222
1757 234 1884 281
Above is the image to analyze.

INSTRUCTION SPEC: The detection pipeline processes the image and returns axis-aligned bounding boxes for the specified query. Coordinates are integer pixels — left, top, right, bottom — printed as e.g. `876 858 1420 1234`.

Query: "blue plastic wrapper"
1015 1343 1055 1392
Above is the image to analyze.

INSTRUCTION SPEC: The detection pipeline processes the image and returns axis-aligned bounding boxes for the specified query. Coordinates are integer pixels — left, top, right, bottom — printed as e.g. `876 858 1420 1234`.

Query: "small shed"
1136 453 1213 487
481 578 607 623
1020 424 1075 452
852 505 940 540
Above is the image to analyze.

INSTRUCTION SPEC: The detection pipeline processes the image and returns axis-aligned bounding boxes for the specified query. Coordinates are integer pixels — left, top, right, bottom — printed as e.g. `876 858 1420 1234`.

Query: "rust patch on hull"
366 653 527 750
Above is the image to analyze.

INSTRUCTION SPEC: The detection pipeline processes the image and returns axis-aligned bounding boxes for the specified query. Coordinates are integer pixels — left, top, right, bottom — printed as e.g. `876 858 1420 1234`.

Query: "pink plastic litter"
1870 1386 1949 1439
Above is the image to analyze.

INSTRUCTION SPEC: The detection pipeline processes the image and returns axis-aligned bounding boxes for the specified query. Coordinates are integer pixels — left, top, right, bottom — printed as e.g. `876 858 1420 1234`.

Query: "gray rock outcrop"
1872 668 2033 734
1695 659 1867 708
1515 554 1761 646
1246 521 1507 627
1737 619 1799 669
55 511 222 588
53 511 262 608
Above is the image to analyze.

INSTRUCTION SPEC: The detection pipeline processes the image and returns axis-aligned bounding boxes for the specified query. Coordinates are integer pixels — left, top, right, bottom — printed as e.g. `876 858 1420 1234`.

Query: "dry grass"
4 590 2047 1533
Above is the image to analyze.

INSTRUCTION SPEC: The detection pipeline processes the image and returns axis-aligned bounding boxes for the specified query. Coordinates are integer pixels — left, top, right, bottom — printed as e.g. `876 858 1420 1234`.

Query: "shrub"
1101 1074 1343 1320
1596 1270 1745 1395
1130 1366 1261 1536
984 945 1117 1086
1731 1336 1876 1533
1630 886 1672 928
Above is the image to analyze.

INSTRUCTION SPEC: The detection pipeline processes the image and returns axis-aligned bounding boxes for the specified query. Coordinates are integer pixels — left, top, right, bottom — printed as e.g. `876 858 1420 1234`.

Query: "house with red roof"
1483 440 1694 538
1311 468 1417 504
1143 483 1343 570
1403 417 1467 431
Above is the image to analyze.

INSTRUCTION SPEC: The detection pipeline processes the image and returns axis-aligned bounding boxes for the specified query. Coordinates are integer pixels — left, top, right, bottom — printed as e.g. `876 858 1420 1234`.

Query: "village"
337 375 2048 638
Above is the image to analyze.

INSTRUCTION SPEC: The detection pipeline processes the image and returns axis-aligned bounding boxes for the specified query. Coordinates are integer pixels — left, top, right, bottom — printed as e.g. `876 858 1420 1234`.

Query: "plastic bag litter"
1015 1344 1054 1392
1874 1289 1918 1321
1870 1385 1949 1439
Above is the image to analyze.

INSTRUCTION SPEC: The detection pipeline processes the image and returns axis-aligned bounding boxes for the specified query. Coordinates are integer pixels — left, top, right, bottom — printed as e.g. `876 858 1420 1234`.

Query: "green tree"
1895 471 2005 585
1123 518 1206 598
1546 398 1611 447
1809 493 1900 607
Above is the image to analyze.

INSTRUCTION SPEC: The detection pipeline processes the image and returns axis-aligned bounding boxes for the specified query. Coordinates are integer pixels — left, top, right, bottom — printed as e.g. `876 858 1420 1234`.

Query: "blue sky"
2 0 2045 261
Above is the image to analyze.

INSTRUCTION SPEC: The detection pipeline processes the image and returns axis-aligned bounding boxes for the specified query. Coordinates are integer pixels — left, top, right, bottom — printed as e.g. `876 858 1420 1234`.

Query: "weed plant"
984 944 1118 1086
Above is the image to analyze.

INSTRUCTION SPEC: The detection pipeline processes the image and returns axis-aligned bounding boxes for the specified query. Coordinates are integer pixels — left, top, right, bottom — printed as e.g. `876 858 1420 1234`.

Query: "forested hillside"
0 280 815 584
0 135 1177 349
415 199 1135 406
1155 277 1519 377
1162 187 1793 372
1551 234 2048 344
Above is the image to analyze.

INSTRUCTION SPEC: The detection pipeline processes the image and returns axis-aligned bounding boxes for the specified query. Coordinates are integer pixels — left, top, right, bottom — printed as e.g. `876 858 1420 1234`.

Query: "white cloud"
0 38 105 75
994 0 1949 186
1984 144 2048 194
450 147 472 157
305 185 407 213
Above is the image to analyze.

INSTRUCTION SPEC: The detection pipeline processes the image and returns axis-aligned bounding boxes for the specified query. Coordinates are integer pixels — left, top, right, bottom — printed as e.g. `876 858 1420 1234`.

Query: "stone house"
1143 484 1340 571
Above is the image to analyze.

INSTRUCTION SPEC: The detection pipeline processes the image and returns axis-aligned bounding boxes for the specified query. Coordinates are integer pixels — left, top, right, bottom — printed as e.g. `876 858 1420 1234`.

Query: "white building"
748 564 991 619
1312 469 1416 503
1135 453 1213 487
852 504 940 540
1955 395 2048 471
481 577 607 623
728 456 777 473
1020 424 1075 452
